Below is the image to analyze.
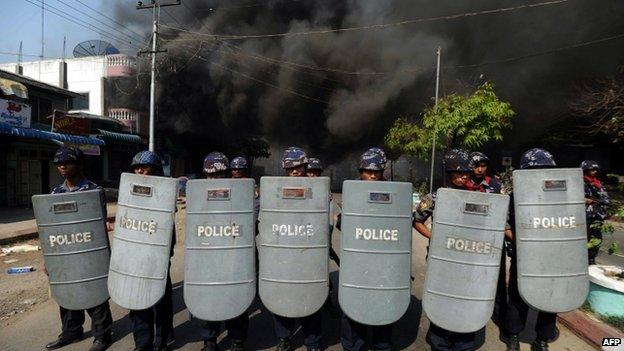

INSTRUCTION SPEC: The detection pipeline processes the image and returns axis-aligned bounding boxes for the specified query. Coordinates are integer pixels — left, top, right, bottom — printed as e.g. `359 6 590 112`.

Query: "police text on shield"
446 237 492 254
532 216 576 229
119 216 157 235
355 228 399 241
49 232 92 247
197 225 240 237
272 224 314 236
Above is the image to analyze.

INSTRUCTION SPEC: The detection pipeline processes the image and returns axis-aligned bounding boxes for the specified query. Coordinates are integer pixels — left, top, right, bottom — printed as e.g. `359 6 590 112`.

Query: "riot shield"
339 180 413 325
513 168 588 313
32 190 110 310
423 188 509 333
184 179 256 321
258 176 330 318
108 173 178 310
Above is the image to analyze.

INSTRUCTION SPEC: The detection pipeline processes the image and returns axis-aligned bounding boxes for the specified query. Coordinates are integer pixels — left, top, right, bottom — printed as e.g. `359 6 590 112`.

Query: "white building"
0 54 145 134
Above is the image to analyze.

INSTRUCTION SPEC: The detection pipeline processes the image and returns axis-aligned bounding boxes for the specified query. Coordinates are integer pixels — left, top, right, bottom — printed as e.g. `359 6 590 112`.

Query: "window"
72 93 89 110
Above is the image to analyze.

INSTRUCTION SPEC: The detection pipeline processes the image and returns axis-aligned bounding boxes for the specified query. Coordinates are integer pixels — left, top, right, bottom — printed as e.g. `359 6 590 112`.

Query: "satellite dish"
73 40 120 58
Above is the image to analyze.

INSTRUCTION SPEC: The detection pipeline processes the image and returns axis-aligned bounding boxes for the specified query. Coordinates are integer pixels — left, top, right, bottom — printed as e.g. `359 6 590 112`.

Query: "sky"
0 0 150 64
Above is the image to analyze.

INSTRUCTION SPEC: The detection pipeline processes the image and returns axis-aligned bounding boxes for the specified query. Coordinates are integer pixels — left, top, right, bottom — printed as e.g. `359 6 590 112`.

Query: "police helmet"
469 151 490 169
281 146 308 169
580 160 600 171
53 147 84 164
358 147 387 171
203 152 229 174
443 148 471 172
231 156 249 170
131 151 163 168
519 148 556 169
307 158 323 171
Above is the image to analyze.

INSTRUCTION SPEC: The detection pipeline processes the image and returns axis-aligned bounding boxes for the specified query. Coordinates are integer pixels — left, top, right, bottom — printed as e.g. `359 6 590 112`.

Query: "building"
0 54 147 135
0 69 141 207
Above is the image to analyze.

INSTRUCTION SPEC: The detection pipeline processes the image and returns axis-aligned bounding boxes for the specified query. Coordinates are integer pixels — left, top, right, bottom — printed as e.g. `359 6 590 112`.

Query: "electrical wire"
161 0 570 40
72 0 148 41
21 0 142 50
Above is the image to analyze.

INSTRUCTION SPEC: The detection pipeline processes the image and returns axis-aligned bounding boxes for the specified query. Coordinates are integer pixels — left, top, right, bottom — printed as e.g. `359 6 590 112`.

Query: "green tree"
231 136 271 170
384 82 515 159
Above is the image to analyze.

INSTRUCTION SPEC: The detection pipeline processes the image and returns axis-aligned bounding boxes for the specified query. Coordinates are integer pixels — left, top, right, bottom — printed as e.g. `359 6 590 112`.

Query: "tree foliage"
385 82 515 159
571 67 624 144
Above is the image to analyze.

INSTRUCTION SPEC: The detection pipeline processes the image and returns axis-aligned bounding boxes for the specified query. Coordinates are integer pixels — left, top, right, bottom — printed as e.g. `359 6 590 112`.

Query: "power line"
54 0 144 43
196 55 329 104
22 0 141 50
72 0 148 41
161 0 570 40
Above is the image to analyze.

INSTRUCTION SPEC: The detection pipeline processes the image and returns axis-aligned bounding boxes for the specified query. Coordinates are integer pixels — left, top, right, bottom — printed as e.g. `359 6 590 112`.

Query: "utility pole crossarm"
136 0 181 10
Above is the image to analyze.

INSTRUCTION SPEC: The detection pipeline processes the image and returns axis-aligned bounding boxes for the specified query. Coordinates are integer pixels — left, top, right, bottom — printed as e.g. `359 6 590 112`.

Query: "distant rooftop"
0 69 80 98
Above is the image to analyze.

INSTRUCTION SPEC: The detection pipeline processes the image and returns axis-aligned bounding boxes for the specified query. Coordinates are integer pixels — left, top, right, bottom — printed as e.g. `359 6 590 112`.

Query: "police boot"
530 339 549 351
506 334 520 351
230 340 245 351
45 333 83 350
276 337 293 351
88 339 110 351
202 341 219 351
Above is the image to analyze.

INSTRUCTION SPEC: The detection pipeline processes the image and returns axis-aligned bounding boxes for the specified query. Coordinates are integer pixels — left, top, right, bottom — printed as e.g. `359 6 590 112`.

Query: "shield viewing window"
131 184 153 197
543 180 566 191
53 201 78 213
281 187 308 199
207 188 231 200
368 192 392 204
464 202 489 215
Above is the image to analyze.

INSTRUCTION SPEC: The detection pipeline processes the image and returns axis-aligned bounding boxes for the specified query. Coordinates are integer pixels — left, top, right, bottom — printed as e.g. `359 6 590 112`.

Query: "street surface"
0 195 610 350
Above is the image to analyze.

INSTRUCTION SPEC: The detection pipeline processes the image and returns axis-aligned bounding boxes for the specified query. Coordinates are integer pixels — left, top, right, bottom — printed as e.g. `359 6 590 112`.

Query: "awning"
0 78 28 99
97 129 142 144
0 123 105 146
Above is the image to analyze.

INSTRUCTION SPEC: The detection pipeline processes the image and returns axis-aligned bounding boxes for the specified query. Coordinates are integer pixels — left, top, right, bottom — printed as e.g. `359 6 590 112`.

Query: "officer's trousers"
426 324 485 351
129 274 174 349
272 312 322 348
340 315 392 351
59 301 113 341
504 258 557 341
492 250 508 328
202 313 250 343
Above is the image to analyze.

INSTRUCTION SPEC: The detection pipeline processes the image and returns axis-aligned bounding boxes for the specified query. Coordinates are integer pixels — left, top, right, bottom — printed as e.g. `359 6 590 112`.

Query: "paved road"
0 199 593 351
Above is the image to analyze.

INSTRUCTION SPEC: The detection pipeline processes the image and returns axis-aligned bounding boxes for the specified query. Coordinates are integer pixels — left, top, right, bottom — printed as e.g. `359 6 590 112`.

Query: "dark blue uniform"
50 179 113 346
584 175 610 263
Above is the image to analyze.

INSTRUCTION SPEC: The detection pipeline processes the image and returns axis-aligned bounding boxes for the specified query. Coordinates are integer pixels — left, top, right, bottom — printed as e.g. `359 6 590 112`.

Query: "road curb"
558 309 624 350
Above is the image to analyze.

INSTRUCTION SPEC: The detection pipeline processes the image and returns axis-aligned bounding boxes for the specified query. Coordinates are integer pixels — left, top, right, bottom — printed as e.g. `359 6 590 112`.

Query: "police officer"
413 149 486 351
128 151 175 351
503 148 559 351
337 147 394 351
45 147 113 351
231 156 251 179
201 152 249 351
581 160 611 265
466 152 502 194
466 152 509 330
270 146 323 351
306 158 323 177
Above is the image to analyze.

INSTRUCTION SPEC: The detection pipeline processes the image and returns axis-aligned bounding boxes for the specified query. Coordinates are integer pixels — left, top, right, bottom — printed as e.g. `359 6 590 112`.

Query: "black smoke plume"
116 0 624 168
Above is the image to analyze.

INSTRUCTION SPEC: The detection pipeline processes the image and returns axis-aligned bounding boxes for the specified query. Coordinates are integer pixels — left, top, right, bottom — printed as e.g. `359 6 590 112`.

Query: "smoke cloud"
115 0 624 165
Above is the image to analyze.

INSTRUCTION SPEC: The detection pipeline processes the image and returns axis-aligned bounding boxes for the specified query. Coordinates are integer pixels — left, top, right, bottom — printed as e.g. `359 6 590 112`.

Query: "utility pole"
136 0 180 152
429 47 441 193
40 0 45 80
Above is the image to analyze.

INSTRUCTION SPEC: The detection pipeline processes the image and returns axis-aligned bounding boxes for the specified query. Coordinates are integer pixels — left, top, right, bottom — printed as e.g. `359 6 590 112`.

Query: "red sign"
51 110 91 136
